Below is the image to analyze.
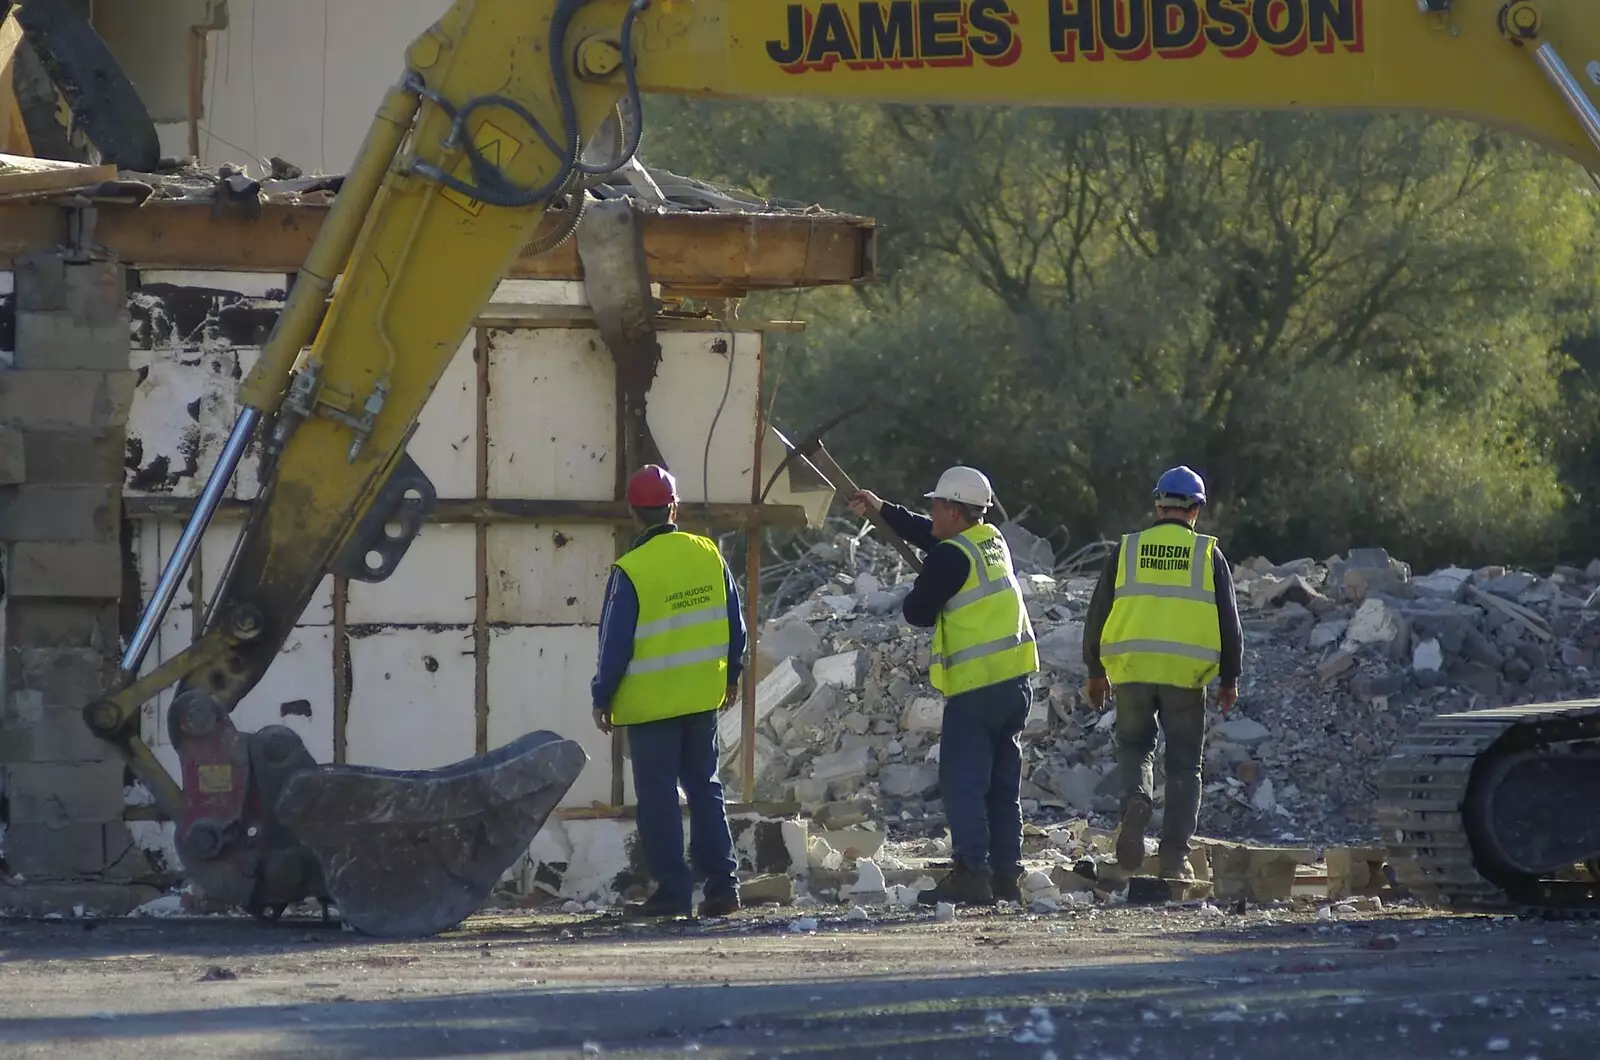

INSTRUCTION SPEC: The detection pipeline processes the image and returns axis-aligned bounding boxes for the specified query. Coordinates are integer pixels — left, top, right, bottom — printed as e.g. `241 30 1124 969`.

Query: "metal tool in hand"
764 405 924 573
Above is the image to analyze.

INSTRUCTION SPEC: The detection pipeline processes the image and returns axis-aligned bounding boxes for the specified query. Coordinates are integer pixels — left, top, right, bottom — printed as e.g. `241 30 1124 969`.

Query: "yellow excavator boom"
88 0 1600 934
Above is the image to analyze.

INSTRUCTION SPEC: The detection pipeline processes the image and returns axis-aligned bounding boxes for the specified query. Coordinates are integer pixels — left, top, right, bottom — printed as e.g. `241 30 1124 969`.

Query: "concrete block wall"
0 249 157 914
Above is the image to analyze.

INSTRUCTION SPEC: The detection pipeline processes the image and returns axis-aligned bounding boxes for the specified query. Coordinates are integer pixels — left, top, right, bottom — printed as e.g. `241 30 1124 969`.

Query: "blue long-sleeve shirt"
591 523 747 710
878 502 972 629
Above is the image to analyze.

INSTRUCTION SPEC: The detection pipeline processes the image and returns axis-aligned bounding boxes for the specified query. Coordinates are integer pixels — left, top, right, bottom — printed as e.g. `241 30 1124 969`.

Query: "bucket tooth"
274 730 587 937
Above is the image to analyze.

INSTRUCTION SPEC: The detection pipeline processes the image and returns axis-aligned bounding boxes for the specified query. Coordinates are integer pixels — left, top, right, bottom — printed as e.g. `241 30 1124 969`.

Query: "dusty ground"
2 901 1597 1059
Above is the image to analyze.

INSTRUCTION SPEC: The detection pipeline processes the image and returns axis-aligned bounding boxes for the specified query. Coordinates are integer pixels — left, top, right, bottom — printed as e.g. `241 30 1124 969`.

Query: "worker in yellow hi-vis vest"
592 465 745 920
1082 466 1243 882
849 466 1039 909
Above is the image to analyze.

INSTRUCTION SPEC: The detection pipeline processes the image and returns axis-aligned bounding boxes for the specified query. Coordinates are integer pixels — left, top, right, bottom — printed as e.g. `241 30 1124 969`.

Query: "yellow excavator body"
66 0 1600 932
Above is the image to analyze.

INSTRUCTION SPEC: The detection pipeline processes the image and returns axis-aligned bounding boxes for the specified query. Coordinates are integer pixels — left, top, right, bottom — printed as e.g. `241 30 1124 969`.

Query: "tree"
641 99 1600 567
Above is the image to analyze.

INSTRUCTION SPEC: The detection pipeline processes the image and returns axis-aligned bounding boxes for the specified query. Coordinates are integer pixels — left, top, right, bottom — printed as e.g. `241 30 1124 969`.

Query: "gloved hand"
846 490 883 517
1084 676 1110 711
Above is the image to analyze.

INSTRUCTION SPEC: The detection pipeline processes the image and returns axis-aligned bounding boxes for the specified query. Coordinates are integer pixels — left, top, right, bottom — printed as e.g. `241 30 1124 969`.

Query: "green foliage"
640 98 1600 568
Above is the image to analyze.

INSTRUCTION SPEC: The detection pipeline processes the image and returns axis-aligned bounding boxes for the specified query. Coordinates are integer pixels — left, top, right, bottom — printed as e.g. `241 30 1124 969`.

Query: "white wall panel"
125 342 259 500
645 332 763 505
133 519 338 784
408 335 478 498
227 627 336 764
486 524 613 625
133 520 192 784
119 271 767 819
346 524 476 625
486 626 606 809
486 329 615 500
344 626 476 770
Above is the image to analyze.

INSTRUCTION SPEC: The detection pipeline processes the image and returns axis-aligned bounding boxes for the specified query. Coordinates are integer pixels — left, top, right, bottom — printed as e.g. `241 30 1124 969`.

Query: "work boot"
623 892 692 919
917 861 995 907
1116 795 1153 871
991 864 1024 906
1159 857 1196 881
698 889 741 918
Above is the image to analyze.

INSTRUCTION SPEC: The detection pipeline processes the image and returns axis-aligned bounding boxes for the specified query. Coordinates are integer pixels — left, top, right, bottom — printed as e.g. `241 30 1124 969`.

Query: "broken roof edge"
0 153 872 226
0 158 876 294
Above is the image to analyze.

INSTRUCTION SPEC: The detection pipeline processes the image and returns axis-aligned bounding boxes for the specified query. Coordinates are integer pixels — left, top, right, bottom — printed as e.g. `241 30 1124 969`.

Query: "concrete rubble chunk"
900 696 944 732
999 521 1056 575
809 745 874 784
1307 619 1349 649
1343 598 1406 652
1413 566 1472 599
863 588 908 615
1035 623 1085 674
740 873 795 906
1020 573 1059 598
1217 717 1270 744
840 859 888 904
275 730 587 937
1326 847 1389 901
1034 762 1103 809
814 649 869 691
1478 572 1538 600
1206 841 1314 903
757 615 824 670
723 656 812 752
785 683 845 744
817 825 885 859
1412 638 1444 674
878 762 939 799
1249 573 1325 611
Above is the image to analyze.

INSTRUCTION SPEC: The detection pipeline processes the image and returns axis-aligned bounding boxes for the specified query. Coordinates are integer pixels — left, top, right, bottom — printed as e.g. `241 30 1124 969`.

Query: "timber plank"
0 153 115 197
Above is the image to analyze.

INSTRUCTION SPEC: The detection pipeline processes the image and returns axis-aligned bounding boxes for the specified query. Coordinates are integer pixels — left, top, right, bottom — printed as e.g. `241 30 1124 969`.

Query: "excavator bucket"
274 731 588 937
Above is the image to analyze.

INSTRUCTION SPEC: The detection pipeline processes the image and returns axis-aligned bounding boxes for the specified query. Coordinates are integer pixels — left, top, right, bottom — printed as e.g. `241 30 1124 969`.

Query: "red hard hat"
626 464 678 507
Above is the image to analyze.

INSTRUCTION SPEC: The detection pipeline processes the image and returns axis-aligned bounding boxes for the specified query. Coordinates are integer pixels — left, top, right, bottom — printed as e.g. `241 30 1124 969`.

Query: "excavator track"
1378 700 1600 921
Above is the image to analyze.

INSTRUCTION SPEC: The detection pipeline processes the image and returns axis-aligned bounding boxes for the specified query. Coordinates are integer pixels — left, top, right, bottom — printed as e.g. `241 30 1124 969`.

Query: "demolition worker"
1082 465 1243 880
592 464 746 919
848 467 1039 907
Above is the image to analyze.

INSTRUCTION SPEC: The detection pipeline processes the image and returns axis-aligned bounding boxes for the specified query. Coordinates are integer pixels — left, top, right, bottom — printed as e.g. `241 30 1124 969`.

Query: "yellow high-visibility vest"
609 530 730 726
929 523 1039 696
1100 522 1222 689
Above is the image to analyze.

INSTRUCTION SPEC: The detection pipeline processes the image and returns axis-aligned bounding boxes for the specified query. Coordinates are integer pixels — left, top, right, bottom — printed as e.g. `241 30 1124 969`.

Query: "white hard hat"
924 465 994 508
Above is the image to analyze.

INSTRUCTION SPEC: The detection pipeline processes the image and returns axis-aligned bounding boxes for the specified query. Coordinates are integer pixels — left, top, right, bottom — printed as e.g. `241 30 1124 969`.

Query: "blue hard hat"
1153 465 1207 506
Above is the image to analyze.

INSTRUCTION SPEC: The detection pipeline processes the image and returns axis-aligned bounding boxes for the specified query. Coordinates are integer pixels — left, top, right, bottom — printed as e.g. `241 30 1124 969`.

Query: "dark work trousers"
1114 683 1207 865
626 709 739 906
939 676 1032 872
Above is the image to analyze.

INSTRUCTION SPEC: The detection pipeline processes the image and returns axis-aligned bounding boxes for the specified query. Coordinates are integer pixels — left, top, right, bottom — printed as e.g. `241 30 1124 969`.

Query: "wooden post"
741 327 766 804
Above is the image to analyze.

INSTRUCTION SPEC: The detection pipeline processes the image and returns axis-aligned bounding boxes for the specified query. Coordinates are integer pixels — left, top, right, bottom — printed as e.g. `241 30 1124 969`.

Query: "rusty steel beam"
0 200 877 293
124 495 809 530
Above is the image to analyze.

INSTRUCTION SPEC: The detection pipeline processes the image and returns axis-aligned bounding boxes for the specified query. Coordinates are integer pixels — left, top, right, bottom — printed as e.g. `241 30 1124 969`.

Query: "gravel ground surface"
3 901 1598 1058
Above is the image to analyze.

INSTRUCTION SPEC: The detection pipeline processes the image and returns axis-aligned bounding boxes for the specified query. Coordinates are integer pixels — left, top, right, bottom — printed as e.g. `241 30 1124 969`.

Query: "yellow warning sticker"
439 119 524 216
198 763 233 794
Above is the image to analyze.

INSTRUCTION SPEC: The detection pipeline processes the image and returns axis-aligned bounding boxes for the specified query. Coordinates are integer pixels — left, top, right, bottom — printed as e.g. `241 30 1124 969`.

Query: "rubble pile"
731 525 1600 850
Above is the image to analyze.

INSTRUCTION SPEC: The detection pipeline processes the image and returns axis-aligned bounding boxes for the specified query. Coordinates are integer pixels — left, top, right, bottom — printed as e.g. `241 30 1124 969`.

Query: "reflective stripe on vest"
609 530 730 725
1100 525 1222 689
929 525 1040 696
